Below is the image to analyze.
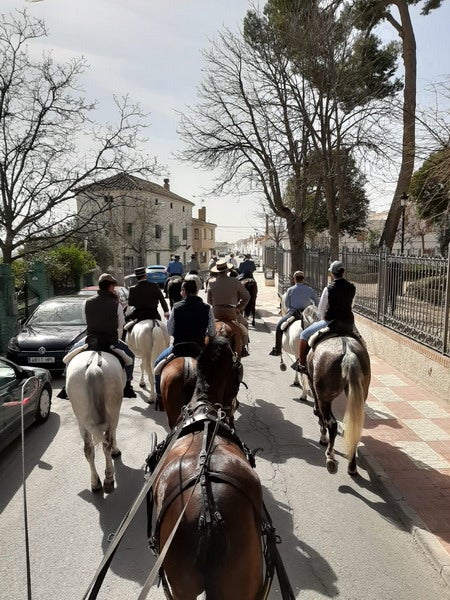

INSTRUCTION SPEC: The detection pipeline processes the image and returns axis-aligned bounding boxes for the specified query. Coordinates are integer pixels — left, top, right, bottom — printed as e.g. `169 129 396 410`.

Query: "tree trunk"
379 1 417 251
286 214 306 271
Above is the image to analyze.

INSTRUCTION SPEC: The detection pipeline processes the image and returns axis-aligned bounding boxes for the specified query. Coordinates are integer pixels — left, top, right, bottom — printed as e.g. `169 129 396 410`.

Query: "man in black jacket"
128 266 169 326
153 279 216 400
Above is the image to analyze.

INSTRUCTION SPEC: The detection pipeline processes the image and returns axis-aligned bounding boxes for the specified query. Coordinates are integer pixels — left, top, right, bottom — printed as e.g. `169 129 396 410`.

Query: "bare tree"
0 10 157 264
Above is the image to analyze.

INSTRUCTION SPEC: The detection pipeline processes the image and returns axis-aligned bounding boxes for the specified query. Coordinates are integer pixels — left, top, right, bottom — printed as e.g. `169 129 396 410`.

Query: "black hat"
135 266 147 277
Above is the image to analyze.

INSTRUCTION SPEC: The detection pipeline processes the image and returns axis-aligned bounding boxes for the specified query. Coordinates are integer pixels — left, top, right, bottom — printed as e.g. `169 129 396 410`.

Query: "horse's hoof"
348 468 358 477
139 382 146 388
319 439 328 446
326 460 338 474
111 449 121 459
103 481 115 494
144 397 154 405
279 363 287 372
292 380 300 387
92 478 102 493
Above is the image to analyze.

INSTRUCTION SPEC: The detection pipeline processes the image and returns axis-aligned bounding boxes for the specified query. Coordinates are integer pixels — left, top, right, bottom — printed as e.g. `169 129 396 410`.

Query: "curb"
358 445 450 586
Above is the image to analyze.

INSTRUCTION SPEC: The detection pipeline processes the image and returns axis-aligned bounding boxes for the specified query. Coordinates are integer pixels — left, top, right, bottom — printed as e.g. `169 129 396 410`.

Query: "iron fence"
265 246 450 357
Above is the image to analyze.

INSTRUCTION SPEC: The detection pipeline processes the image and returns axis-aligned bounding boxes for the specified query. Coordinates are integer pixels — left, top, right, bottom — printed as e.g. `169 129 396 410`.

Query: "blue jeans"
70 338 135 381
300 319 329 342
154 345 174 397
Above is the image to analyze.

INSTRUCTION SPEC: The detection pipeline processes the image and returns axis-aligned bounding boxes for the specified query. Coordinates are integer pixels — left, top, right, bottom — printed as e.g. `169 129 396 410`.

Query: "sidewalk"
253 271 450 586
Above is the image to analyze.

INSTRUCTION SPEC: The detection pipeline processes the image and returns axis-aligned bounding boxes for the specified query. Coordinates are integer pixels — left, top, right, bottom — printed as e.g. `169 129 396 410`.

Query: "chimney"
163 178 170 190
198 207 206 221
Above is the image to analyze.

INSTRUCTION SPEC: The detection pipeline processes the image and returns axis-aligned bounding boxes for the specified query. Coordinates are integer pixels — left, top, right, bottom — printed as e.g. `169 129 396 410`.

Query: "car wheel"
35 386 52 423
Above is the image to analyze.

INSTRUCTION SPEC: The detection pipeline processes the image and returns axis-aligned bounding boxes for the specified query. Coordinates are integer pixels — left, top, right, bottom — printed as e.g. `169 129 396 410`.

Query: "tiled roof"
78 173 195 205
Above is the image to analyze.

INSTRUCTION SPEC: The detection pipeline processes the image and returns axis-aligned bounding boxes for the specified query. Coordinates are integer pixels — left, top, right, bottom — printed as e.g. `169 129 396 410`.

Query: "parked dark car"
7 295 87 372
146 265 168 288
0 357 52 452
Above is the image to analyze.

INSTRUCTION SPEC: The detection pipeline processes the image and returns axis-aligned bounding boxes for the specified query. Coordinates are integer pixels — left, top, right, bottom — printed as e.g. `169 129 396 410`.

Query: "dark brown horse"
241 277 258 326
166 275 184 308
160 338 241 429
151 337 263 599
306 333 371 475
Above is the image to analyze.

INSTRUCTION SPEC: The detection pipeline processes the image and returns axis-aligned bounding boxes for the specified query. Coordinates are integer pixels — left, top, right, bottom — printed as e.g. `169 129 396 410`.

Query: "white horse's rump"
279 294 318 391
127 319 169 403
66 351 126 493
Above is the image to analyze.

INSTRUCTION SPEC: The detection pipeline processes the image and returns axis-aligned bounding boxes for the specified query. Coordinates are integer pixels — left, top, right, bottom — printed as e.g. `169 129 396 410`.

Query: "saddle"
63 338 133 368
309 320 362 350
153 342 202 377
280 309 303 332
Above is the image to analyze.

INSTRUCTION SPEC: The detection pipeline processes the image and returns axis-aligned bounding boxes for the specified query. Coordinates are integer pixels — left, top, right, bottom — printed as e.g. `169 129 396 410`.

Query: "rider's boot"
269 328 282 356
291 339 309 373
123 381 137 398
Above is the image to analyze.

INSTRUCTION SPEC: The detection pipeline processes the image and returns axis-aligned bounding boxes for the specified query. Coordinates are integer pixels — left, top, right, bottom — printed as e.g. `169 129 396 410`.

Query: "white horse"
66 350 126 493
279 293 318 393
127 319 170 403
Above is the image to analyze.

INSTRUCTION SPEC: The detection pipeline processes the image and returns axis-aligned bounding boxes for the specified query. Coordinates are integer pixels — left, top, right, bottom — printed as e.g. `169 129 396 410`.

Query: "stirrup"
291 360 307 374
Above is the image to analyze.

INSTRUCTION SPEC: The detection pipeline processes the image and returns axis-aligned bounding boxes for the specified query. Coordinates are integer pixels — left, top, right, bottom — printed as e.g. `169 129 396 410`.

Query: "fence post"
442 243 450 355
0 264 19 354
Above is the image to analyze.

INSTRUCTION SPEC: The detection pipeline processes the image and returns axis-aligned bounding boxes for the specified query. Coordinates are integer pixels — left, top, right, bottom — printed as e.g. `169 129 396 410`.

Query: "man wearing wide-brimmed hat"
128 266 169 326
207 259 251 354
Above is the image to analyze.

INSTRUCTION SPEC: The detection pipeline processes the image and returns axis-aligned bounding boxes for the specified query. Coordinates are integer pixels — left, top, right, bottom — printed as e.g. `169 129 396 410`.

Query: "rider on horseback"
237 253 256 279
291 261 356 374
57 273 137 399
127 266 169 330
153 279 216 402
207 259 251 356
164 254 184 296
269 270 319 357
186 253 200 273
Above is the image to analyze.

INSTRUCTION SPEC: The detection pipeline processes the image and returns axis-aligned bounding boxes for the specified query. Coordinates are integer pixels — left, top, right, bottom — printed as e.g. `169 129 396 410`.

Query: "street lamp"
400 192 408 254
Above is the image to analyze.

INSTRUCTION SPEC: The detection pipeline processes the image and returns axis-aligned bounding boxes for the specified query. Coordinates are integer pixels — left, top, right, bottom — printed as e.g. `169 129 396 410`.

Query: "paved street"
0 276 449 599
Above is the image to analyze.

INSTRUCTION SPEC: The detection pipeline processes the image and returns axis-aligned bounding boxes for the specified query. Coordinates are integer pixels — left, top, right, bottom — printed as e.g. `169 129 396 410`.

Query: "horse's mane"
194 336 231 399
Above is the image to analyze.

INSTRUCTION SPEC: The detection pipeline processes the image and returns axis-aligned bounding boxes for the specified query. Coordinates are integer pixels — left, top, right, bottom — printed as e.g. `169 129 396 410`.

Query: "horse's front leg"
143 356 156 403
102 429 115 493
82 430 102 492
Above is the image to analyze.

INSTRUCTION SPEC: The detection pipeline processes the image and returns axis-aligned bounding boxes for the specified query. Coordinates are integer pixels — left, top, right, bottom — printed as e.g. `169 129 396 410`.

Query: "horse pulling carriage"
82 337 294 600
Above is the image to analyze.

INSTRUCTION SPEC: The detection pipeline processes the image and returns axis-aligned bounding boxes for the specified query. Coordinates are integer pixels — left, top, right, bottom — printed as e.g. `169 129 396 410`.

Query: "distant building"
191 207 217 270
76 173 195 281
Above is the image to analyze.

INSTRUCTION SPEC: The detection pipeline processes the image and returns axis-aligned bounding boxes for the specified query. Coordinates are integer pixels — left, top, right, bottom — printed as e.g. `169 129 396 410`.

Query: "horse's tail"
341 342 365 460
86 360 108 444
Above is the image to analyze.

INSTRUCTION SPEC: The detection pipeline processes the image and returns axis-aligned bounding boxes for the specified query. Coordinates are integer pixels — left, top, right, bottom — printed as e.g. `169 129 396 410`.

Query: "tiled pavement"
253 272 450 585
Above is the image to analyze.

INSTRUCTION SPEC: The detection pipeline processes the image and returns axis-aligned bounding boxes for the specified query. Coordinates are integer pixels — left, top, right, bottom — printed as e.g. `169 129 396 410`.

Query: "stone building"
192 206 217 270
76 173 195 280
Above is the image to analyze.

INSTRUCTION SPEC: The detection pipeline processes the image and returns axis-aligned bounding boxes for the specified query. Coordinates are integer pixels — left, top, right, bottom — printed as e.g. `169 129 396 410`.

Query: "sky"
3 0 450 243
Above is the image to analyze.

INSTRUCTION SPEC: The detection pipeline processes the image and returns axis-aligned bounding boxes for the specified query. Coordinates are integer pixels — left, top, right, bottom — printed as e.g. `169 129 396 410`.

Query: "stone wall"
356 314 450 402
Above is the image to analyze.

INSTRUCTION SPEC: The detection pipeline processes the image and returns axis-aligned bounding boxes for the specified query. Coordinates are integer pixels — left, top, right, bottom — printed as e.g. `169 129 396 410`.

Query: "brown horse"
306 333 371 476
151 337 263 599
160 338 242 429
241 277 258 326
214 319 245 358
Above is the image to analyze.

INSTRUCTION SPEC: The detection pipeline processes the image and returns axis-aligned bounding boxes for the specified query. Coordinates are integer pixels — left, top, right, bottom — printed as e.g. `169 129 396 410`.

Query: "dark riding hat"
329 260 344 274
210 259 233 274
174 254 180 260
244 253 251 259
98 272 117 284
135 266 147 277
191 253 196 258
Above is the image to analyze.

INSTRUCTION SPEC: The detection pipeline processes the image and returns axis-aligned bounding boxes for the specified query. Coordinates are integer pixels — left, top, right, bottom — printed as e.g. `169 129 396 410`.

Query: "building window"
104 195 113 205
194 228 199 240
156 252 160 264
203 229 206 240
155 224 162 239
182 227 187 241
170 202 173 209
155 198 159 205
209 229 213 240
182 206 185 212
126 223 133 236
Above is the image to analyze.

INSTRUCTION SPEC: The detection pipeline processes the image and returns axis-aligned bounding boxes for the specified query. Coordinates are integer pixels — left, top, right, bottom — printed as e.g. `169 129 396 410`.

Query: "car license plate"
28 357 55 364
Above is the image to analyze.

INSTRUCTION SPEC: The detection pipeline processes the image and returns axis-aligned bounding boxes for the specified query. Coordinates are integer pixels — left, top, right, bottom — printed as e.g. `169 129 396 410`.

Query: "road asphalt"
252 270 450 587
